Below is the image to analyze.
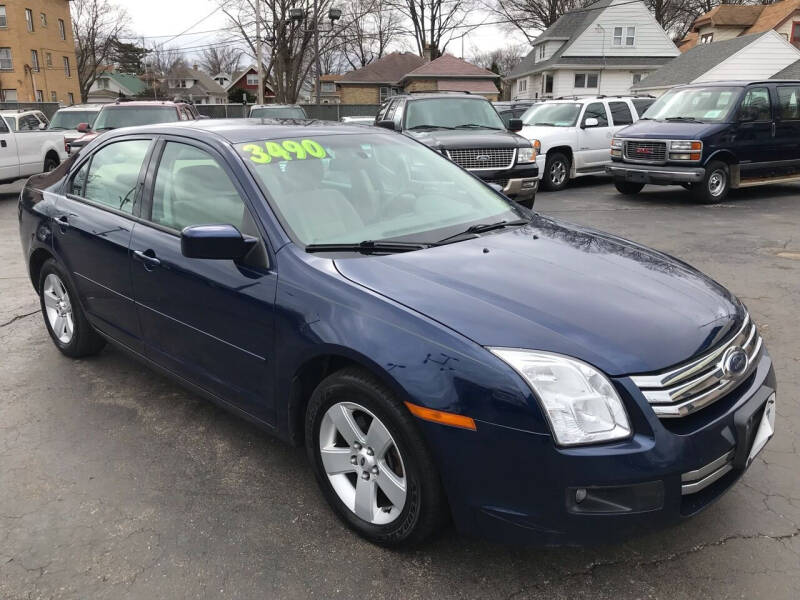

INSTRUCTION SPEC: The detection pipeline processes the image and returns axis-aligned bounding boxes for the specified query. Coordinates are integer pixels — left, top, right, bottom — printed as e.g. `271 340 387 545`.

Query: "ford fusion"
18 120 776 547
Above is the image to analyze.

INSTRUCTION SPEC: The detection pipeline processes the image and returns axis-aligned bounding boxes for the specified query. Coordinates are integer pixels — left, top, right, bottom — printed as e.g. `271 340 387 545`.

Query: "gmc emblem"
636 147 654 155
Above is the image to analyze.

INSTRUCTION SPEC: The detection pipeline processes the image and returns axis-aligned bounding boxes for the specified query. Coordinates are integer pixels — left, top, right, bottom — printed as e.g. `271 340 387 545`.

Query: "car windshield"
92 106 179 130
251 106 307 119
404 98 505 130
643 87 742 122
49 110 97 130
521 103 581 127
238 133 524 247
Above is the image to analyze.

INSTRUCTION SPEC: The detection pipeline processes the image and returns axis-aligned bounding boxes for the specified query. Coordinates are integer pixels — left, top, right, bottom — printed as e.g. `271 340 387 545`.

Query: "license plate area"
626 170 648 183
733 391 776 469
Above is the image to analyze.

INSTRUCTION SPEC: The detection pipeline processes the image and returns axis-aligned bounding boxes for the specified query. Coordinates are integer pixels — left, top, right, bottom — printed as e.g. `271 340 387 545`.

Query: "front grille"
624 140 666 163
630 314 763 419
447 148 515 170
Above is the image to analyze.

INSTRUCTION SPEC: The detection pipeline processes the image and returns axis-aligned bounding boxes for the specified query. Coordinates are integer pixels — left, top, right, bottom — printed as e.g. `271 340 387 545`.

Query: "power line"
160 6 225 45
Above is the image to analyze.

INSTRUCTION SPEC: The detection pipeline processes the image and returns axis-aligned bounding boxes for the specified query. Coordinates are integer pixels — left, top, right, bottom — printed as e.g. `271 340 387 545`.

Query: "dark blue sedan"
18 119 776 547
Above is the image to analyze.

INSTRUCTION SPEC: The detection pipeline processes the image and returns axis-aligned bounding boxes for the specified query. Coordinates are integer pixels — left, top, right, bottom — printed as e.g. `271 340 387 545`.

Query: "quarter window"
609 101 633 125
583 102 609 127
777 86 800 120
75 140 151 214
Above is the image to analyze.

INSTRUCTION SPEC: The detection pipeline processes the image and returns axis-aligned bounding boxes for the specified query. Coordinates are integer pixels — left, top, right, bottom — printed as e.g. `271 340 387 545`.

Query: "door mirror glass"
181 224 257 260
77 122 90 133
583 117 599 128
508 118 523 131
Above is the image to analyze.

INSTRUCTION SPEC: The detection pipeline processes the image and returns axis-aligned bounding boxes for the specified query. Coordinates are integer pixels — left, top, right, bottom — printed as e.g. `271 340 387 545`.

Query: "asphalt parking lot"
1 177 798 599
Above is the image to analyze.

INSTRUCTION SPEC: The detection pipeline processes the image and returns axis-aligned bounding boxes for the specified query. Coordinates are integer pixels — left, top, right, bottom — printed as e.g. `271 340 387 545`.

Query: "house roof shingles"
403 54 499 79
167 67 227 96
743 0 800 34
107 72 147 95
771 58 800 78
339 52 427 84
694 5 765 28
632 31 770 90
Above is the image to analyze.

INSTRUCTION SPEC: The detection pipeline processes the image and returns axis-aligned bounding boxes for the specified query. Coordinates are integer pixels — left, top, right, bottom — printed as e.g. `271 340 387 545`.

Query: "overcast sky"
122 0 530 65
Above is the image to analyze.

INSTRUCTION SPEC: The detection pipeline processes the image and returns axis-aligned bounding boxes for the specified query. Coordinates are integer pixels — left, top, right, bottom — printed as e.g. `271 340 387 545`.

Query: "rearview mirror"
583 117 599 128
181 224 257 260
76 122 90 133
508 118 523 132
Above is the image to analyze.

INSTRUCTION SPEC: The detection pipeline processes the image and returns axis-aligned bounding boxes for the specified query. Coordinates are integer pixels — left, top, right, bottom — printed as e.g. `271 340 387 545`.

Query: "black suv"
607 80 800 203
375 93 539 207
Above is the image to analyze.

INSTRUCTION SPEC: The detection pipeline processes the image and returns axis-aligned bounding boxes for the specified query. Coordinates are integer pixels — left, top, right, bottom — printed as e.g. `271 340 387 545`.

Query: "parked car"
48 104 102 149
607 80 800 203
340 116 375 125
0 111 68 184
517 96 655 191
67 100 199 154
376 92 539 207
249 104 308 119
492 99 538 128
19 119 776 547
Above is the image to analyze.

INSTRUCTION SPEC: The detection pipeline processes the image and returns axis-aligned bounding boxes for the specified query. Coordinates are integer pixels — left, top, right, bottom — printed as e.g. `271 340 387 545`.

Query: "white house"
164 66 228 104
632 30 800 96
508 0 680 99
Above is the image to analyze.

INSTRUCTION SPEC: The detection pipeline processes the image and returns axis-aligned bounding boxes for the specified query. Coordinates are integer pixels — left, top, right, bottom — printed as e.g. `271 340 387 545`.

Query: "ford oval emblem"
722 346 748 378
475 154 491 162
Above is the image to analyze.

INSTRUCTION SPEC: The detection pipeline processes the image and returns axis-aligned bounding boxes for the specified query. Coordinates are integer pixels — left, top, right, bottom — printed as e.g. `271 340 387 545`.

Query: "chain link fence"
195 104 381 121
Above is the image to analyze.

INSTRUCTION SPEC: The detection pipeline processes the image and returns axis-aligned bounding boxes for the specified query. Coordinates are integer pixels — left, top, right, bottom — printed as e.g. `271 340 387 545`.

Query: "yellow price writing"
240 139 327 164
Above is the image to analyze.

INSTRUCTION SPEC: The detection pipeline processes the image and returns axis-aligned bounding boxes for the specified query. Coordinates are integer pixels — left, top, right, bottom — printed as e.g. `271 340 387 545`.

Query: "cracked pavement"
1 177 798 599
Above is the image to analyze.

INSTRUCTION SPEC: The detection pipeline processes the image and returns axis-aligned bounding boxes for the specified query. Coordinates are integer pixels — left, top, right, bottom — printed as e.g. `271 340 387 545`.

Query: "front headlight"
610 138 623 150
489 349 631 446
517 140 540 164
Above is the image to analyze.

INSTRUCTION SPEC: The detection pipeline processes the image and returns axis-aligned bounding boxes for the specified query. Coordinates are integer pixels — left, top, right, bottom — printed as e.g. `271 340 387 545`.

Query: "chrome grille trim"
681 450 734 495
623 139 667 164
447 148 516 170
630 314 763 419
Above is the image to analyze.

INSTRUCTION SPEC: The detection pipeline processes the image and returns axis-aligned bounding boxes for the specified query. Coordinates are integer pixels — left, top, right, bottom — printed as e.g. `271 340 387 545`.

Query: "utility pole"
256 0 264 105
313 0 321 104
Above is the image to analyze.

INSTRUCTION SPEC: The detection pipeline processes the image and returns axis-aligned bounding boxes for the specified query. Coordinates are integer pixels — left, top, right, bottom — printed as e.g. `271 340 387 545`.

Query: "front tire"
692 160 729 204
542 152 570 191
305 368 448 547
39 259 105 358
43 155 59 173
614 181 645 195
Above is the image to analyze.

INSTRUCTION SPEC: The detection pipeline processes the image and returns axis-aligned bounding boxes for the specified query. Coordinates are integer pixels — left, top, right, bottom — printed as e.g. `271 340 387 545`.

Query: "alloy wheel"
708 169 726 197
43 273 74 344
318 401 407 525
550 160 567 186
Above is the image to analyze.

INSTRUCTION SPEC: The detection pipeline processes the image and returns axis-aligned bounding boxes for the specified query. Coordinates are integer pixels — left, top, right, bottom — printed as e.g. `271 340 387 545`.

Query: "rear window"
50 110 97 130
250 106 307 119
92 106 179 130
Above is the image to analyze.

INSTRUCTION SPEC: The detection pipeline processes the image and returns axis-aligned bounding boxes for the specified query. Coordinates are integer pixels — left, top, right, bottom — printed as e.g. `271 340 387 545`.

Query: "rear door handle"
1 140 6 148
133 249 161 268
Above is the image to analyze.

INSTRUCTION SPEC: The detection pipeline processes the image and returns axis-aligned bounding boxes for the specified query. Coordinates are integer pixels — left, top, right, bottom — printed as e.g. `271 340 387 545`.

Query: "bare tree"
469 42 528 77
482 0 591 44
199 44 244 76
389 0 475 58
71 0 130 102
139 44 185 98
340 0 404 69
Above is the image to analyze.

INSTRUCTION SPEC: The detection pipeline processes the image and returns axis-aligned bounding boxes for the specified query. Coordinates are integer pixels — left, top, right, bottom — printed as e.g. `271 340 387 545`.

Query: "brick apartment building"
0 0 81 104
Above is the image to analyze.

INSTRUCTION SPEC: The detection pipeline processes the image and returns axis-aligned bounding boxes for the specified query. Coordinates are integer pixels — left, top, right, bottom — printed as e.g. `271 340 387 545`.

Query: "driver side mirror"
582 117 599 128
38 122 48 130
375 120 395 131
181 224 258 260
508 118 523 132
76 122 90 133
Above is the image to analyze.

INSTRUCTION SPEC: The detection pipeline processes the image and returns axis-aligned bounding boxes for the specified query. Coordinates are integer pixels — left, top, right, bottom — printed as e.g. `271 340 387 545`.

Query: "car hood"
617 120 729 140
406 128 529 150
518 124 574 143
334 216 744 376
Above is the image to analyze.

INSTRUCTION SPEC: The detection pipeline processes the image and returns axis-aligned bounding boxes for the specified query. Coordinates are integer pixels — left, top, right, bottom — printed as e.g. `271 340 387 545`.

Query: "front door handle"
55 214 71 232
1 140 6 148
133 249 161 269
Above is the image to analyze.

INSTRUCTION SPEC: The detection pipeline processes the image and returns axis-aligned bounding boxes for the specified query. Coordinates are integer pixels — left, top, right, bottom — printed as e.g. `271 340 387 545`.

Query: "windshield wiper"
48 126 67 130
304 241 430 254
664 116 702 122
434 219 531 245
407 124 454 130
455 124 502 130
532 122 557 127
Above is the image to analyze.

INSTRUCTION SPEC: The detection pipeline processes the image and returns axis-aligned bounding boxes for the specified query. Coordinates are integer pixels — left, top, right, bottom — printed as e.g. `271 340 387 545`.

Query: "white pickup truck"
0 110 68 185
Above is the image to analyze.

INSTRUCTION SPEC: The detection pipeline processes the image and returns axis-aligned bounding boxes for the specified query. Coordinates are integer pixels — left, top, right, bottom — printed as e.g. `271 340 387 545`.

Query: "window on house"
50 90 57 102
792 22 800 47
35 90 43 102
321 81 336 93
25 8 34 31
518 79 527 93
63 56 71 77
0 6 6 28
46 52 52 67
31 50 39 72
379 86 401 102
2 89 17 102
0 47 11 70
632 72 647 84
98 78 109 89
40 12 46 27
574 73 598 89
68 92 74 105
544 74 553 95
613 26 636 46
246 74 259 86
538 44 545 60
58 18 66 40
700 33 714 44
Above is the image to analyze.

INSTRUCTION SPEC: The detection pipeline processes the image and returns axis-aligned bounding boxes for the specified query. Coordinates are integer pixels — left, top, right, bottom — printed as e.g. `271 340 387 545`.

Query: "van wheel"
305 368 448 547
692 161 729 204
543 152 570 191
614 181 645 195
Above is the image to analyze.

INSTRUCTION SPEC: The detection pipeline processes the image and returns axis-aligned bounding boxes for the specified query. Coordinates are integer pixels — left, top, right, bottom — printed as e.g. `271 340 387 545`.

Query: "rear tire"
39 259 105 358
692 160 729 204
614 181 645 195
542 152 570 191
305 367 448 547
43 155 59 173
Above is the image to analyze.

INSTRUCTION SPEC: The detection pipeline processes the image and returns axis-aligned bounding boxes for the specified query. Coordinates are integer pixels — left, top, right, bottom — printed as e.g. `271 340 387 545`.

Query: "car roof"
401 93 489 101
57 104 102 111
250 104 303 109
99 101 182 109
672 80 800 89
0 109 42 117
98 118 385 144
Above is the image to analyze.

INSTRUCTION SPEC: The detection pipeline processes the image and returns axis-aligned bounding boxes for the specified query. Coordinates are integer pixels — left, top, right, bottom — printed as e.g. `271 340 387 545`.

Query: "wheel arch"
547 145 574 162
29 247 56 293
44 149 61 169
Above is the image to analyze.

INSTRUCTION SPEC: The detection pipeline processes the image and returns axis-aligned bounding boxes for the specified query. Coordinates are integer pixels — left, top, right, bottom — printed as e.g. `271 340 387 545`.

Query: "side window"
80 140 151 213
583 102 609 127
178 108 189 121
739 87 772 122
609 101 633 126
150 142 254 234
18 114 41 131
777 86 800 120
71 160 90 197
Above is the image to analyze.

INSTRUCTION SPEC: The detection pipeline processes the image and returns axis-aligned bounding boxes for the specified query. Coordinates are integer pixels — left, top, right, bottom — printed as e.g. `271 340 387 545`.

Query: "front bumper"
421 351 776 546
606 162 705 185
474 164 539 205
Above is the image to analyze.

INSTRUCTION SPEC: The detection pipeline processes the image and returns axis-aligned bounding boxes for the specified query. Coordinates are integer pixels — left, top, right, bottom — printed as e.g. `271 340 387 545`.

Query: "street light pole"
256 0 264 105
